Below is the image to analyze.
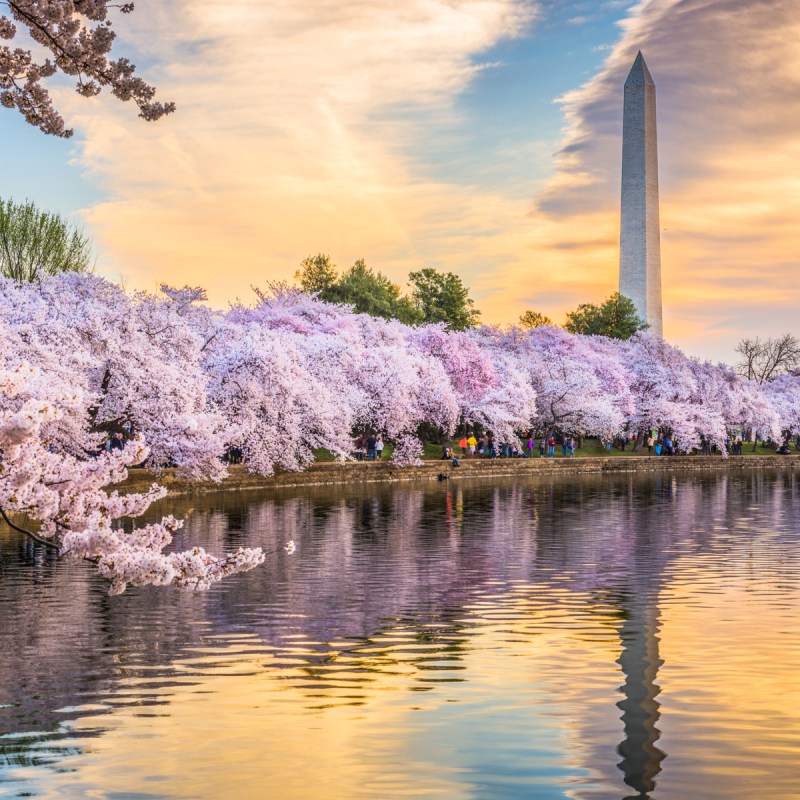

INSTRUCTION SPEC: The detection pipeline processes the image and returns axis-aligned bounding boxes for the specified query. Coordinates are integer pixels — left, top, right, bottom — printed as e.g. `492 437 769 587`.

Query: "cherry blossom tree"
462 326 538 442
763 375 800 440
0 275 226 477
512 325 627 437
619 334 705 450
411 325 496 413
0 287 265 595
3 274 798 596
203 317 351 475
615 334 785 452
695 359 780 447
1 0 174 137
236 289 460 463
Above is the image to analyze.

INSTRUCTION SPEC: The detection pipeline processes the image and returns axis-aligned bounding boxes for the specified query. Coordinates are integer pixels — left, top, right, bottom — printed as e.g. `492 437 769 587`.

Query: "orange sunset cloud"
510 0 800 358
56 0 799 362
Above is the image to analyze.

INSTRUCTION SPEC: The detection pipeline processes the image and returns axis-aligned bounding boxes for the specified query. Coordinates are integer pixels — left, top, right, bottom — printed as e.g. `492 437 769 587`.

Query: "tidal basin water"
1 469 799 799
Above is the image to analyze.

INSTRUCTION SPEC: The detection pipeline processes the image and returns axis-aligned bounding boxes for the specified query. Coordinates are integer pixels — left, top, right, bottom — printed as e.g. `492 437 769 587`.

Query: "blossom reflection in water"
0 469 798 799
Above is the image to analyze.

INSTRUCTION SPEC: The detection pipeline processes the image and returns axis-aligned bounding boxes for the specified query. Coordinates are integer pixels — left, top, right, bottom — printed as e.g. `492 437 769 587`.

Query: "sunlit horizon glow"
2 0 798 363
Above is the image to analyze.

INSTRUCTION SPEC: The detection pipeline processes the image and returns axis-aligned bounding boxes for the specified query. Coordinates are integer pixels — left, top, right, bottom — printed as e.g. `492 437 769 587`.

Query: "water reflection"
616 594 664 799
0 469 799 798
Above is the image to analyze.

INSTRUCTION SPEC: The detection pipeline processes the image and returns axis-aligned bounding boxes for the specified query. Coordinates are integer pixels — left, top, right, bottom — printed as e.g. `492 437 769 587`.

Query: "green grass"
312 445 396 462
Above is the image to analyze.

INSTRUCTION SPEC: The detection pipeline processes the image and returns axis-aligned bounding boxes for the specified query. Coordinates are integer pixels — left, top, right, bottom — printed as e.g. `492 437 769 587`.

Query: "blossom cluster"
0 1 173 137
0 274 797 592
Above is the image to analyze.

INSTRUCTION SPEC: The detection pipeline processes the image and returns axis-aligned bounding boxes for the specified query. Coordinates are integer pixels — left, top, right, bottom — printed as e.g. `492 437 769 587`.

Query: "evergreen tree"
295 256 419 324
518 310 553 329
408 267 480 331
329 259 419 324
294 253 338 295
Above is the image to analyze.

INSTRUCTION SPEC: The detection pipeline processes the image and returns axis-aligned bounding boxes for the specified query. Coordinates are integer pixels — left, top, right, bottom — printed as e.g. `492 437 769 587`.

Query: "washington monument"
619 51 662 337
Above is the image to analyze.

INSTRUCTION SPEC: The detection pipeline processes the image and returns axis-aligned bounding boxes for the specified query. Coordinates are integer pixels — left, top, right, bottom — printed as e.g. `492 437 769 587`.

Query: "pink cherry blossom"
1 1 174 137
2 274 798 595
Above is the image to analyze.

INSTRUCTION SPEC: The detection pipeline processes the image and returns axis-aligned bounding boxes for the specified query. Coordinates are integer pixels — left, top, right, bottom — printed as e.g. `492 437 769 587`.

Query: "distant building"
619 51 662 337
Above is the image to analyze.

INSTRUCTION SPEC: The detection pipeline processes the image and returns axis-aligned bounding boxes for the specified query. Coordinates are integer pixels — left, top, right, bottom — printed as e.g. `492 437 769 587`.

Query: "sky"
2 0 798 363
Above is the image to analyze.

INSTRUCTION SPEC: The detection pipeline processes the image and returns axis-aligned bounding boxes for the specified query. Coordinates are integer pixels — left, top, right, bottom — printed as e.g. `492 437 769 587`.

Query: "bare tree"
735 334 800 384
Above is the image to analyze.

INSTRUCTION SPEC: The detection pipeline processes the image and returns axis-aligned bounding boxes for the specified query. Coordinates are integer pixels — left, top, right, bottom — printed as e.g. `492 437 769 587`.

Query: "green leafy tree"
563 292 648 340
295 253 338 295
0 198 93 281
408 267 480 331
296 255 420 324
518 310 552 329
329 259 420 324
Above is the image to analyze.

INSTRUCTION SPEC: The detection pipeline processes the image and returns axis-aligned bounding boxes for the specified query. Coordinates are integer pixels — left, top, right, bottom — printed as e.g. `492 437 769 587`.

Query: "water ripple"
0 469 798 798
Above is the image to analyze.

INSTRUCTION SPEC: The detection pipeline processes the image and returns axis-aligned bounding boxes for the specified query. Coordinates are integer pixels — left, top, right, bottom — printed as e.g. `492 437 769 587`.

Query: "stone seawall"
120 455 800 496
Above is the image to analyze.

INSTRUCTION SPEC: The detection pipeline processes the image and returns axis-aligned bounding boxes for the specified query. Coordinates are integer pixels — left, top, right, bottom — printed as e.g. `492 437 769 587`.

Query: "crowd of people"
106 416 797 471
404 429 797 464
447 433 580 459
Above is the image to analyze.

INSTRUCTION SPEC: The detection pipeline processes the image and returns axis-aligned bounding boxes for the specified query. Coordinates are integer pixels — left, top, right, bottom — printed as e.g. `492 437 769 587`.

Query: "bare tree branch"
735 334 800 384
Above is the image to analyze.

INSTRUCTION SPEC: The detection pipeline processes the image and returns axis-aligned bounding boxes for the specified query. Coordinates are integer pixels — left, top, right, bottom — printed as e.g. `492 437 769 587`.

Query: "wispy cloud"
513 0 800 358
61 0 538 301
59 0 800 362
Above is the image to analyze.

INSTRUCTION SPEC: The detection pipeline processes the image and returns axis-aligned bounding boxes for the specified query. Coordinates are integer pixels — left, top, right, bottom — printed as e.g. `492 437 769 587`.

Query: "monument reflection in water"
1 469 799 799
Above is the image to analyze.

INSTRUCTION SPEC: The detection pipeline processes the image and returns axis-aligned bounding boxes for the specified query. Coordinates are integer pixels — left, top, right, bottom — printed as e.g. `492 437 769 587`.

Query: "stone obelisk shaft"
619 51 662 337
